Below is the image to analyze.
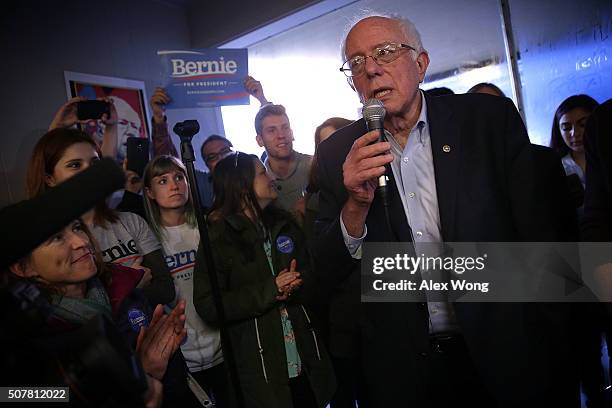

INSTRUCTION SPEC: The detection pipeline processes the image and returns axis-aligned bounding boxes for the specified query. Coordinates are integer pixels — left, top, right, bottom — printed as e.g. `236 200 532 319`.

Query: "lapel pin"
442 144 451 153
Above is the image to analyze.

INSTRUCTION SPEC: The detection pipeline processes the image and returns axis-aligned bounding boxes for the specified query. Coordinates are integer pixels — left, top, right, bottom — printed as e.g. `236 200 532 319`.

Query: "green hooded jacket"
193 211 336 408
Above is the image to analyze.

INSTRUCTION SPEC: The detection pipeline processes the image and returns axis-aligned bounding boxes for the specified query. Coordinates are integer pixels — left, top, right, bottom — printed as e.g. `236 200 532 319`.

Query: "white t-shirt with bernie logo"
161 222 223 372
91 212 161 266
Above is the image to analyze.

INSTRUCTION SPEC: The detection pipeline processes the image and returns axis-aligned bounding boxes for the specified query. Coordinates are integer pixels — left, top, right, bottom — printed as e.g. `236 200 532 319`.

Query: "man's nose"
364 55 383 76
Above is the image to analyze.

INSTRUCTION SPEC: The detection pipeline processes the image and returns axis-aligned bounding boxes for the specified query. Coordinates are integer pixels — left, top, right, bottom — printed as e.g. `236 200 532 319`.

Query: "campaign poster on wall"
158 49 249 109
64 71 150 164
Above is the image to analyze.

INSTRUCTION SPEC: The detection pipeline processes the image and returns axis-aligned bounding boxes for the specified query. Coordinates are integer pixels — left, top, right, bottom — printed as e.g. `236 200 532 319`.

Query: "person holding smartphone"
49 96 118 156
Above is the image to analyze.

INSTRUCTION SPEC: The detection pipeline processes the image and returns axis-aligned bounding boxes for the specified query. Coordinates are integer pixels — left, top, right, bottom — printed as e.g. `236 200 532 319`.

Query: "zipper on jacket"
300 305 322 360
254 317 269 383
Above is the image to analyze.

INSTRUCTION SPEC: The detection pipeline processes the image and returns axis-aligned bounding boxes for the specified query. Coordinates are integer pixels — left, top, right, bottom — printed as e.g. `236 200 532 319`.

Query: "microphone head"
362 99 386 130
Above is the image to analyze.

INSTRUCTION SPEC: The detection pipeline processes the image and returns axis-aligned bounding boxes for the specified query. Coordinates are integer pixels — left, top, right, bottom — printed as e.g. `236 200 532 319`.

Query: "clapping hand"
275 259 303 301
136 301 187 380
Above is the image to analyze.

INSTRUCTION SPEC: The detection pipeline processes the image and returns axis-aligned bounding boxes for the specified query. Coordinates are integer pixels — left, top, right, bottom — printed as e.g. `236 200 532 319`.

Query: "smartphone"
77 100 111 121
126 137 150 177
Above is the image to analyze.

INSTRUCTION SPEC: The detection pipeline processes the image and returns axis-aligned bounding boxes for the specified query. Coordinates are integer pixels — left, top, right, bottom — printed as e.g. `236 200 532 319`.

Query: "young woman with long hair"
143 155 227 406
193 152 335 408
550 94 599 192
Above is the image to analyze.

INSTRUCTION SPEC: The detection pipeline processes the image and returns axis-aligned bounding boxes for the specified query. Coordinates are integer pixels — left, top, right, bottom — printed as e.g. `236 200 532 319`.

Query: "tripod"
174 120 244 407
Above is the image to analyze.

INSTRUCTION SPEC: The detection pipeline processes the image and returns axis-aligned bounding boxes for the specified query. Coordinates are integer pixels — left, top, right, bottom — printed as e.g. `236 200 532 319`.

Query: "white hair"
340 10 426 62
109 96 143 161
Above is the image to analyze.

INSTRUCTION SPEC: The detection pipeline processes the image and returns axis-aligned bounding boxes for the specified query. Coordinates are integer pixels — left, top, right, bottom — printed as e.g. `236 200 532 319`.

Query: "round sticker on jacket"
128 308 148 333
276 235 294 254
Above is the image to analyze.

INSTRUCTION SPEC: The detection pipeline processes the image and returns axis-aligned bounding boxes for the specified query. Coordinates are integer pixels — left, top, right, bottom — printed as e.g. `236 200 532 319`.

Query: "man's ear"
9 261 37 278
256 134 264 148
416 51 430 83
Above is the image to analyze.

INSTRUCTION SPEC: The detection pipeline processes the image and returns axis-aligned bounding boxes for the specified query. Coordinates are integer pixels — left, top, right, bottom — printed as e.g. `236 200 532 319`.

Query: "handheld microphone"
362 98 394 238
362 98 388 191
0 158 125 268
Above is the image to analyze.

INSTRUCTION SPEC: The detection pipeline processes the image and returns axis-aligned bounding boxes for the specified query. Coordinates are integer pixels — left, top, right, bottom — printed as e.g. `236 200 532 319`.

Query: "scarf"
50 278 112 325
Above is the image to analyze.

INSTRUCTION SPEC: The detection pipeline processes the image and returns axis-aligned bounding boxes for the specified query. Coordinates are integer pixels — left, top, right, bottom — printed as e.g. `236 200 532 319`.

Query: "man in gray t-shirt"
248 80 312 215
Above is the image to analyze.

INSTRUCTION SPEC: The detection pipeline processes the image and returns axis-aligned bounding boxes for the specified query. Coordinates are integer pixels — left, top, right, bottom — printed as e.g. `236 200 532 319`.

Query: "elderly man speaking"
313 12 577 408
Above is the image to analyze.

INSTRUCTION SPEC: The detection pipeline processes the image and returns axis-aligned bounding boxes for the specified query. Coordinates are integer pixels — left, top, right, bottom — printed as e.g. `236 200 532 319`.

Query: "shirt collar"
264 151 299 181
386 90 428 153
416 90 428 129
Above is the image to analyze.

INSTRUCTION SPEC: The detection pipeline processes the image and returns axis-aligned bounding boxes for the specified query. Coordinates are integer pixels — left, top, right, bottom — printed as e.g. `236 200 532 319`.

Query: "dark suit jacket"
580 100 612 310
582 99 612 243
314 93 576 407
532 144 579 242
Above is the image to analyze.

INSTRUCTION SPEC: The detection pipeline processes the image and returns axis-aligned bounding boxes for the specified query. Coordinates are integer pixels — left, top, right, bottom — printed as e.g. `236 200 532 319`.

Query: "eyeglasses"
339 42 417 78
204 146 232 165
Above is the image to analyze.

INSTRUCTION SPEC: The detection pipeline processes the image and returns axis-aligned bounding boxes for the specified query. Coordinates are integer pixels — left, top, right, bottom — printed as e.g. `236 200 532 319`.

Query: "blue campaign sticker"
276 235 294 254
128 308 149 333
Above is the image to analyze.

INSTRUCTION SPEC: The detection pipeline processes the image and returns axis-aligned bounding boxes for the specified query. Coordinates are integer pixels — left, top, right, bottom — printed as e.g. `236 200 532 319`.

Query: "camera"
173 120 200 139
77 100 111 121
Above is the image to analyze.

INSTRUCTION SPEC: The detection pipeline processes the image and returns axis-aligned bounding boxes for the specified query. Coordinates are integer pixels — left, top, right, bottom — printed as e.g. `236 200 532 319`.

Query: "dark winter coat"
193 211 335 408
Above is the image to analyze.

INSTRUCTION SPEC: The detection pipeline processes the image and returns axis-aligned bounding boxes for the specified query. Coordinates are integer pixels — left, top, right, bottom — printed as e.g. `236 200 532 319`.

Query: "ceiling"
152 0 509 77
155 0 325 48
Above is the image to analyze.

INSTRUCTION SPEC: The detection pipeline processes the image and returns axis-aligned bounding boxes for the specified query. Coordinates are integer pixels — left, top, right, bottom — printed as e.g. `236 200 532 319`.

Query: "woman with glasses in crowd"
143 154 227 406
26 128 175 307
193 152 335 408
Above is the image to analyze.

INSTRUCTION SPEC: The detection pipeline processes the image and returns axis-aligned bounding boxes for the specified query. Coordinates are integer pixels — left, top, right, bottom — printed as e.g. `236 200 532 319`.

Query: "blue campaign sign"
158 49 249 109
